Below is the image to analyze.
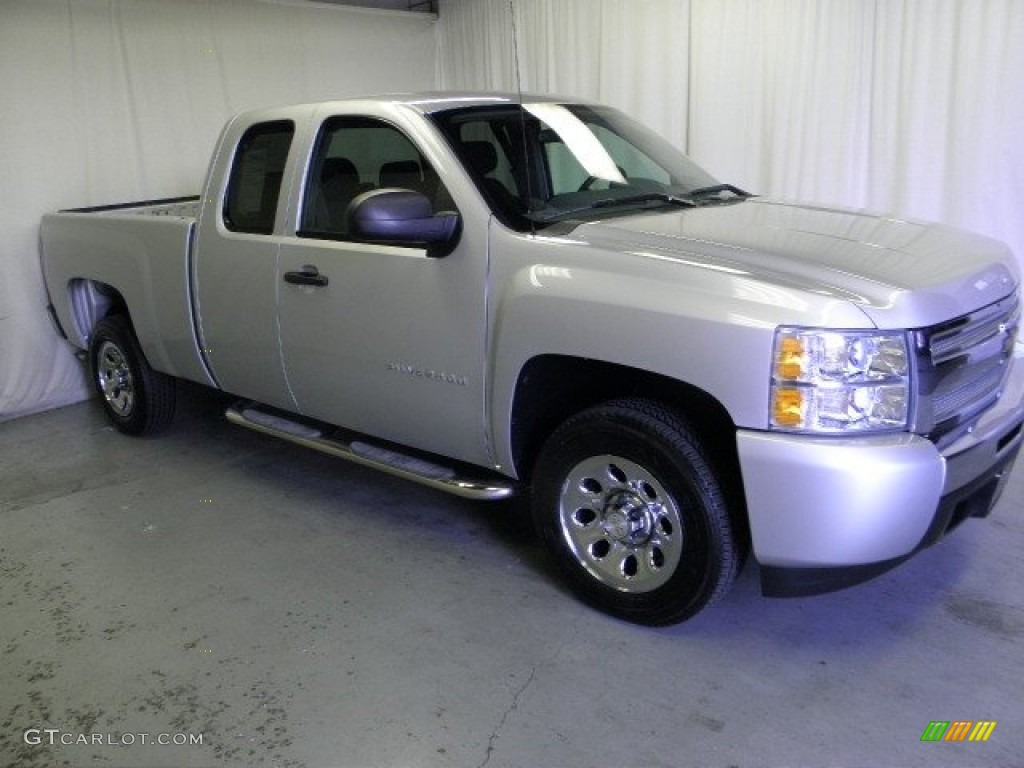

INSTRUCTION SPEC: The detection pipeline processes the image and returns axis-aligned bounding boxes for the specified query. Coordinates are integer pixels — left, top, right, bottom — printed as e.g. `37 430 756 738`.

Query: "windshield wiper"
592 192 697 209
529 191 696 223
687 184 753 200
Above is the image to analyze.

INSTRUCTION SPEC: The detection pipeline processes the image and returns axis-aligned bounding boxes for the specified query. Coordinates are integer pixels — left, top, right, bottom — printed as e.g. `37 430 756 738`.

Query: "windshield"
431 102 734 231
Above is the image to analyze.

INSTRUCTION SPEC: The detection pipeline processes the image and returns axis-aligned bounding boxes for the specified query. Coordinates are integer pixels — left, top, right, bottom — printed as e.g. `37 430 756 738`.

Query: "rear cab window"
224 120 295 234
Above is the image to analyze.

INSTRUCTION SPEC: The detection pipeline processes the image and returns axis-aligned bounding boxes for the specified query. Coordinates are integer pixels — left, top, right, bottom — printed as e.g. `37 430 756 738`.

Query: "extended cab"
40 93 1024 624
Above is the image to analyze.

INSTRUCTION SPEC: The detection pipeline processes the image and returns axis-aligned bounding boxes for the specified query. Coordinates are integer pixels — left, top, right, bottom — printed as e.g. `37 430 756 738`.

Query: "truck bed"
40 195 215 388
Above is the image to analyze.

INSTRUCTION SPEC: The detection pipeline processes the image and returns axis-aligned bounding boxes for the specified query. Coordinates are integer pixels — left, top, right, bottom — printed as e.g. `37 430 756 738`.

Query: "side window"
301 116 452 237
224 120 294 235
440 117 526 224
457 121 519 194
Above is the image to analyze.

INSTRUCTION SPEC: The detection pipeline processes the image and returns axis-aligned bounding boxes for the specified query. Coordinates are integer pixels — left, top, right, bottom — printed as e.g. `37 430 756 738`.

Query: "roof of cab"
382 91 573 113
231 91 582 121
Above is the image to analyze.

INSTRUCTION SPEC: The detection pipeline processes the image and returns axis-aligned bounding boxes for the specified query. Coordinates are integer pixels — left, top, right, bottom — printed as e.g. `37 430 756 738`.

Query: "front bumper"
737 352 1024 597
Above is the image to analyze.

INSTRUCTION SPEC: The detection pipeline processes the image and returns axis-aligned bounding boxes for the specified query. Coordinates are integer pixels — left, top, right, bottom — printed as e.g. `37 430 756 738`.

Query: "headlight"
770 328 911 433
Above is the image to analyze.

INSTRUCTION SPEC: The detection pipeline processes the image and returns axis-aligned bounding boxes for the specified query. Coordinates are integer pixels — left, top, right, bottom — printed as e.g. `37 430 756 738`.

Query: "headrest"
379 160 422 187
321 156 358 181
462 141 498 175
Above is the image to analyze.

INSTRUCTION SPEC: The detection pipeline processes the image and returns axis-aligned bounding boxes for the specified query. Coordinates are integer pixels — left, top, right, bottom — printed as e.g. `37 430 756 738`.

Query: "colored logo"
921 721 997 742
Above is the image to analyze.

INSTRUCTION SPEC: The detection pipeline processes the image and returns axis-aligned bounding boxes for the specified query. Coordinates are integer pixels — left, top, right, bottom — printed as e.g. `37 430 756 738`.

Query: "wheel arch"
66 278 128 347
509 355 750 539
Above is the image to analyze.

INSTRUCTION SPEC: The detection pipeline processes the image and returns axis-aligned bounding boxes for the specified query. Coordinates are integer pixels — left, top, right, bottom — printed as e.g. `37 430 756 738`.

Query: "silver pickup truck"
40 93 1024 625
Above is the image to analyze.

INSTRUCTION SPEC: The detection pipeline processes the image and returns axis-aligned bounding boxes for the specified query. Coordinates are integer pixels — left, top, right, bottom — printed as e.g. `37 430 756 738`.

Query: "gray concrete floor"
2 383 1022 768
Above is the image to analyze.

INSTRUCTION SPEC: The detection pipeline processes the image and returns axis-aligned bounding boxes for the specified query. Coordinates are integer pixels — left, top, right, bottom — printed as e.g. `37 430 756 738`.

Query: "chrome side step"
225 402 517 501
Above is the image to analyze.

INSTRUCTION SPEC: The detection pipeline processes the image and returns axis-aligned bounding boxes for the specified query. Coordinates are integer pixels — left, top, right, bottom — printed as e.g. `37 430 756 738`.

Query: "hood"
570 199 1018 328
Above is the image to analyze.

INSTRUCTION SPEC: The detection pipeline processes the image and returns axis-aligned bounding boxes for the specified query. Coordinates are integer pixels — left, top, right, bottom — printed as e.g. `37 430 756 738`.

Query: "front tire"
89 315 175 435
532 399 740 625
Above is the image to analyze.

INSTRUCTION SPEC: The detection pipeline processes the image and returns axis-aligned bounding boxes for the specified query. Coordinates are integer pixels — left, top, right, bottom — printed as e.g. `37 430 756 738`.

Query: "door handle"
284 266 329 287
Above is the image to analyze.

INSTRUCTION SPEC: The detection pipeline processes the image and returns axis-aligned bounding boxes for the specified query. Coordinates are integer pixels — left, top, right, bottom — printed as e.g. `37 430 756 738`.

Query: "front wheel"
89 315 176 435
531 399 741 625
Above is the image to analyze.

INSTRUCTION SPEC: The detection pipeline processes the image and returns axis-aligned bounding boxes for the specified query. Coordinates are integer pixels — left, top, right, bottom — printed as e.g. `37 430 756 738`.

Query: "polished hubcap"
96 341 135 417
602 490 655 545
558 455 684 592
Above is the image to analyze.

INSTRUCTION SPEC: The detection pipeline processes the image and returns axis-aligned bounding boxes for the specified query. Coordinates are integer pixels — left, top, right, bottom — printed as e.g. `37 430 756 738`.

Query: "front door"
276 114 490 466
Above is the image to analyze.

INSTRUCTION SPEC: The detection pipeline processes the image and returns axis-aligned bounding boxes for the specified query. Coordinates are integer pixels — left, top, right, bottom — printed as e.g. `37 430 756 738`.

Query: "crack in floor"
476 632 572 768
477 665 537 768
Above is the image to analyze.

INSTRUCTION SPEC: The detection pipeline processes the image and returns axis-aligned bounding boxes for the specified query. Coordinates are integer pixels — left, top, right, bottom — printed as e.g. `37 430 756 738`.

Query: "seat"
317 157 371 232
302 156 371 233
461 141 523 215
462 141 499 177
379 160 425 194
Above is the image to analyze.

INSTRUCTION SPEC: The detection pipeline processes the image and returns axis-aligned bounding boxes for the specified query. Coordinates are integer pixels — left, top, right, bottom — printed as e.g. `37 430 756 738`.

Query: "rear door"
193 117 298 411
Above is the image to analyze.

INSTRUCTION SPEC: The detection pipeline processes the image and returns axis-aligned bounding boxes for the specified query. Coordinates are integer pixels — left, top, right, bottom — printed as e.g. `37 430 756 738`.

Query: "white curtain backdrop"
438 0 1024 274
688 0 1024 253
0 0 436 421
437 0 691 148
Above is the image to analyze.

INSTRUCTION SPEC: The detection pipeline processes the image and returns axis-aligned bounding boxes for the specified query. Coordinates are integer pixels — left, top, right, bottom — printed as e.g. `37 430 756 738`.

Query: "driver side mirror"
347 189 461 257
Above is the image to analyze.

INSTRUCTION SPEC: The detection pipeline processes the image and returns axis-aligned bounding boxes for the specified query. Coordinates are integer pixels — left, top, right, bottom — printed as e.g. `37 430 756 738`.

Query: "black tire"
531 399 740 625
89 315 176 435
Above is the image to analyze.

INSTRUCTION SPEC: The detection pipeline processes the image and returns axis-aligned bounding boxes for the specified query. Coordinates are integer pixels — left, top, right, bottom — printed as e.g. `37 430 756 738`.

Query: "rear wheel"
89 315 175 435
531 399 740 625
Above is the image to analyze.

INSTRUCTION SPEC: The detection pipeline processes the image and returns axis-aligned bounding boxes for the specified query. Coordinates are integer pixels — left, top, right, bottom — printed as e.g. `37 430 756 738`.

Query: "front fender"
486 226 872 474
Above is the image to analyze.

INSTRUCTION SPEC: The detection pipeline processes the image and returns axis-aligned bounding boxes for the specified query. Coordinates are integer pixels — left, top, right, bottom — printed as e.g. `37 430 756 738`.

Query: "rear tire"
89 315 175 435
531 399 740 625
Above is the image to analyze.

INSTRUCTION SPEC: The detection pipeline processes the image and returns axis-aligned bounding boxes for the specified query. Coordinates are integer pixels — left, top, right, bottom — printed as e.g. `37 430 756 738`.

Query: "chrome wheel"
533 399 740 625
558 454 684 593
89 315 175 435
95 340 135 418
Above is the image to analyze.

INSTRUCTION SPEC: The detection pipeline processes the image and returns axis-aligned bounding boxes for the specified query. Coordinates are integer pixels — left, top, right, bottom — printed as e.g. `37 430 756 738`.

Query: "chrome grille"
929 298 1018 363
916 293 1019 446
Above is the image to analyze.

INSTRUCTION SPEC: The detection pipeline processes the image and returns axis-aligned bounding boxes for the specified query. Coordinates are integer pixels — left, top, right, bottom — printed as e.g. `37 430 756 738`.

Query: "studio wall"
0 0 436 421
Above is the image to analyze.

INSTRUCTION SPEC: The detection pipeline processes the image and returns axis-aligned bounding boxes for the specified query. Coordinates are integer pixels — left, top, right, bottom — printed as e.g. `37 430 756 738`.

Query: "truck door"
193 119 297 412
276 114 490 467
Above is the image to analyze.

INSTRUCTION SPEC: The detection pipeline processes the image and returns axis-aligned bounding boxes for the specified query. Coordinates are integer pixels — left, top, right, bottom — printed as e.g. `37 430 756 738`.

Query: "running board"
225 402 516 501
